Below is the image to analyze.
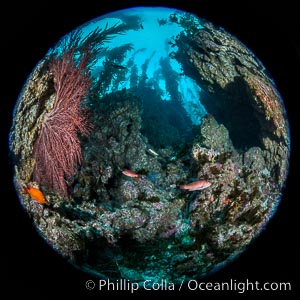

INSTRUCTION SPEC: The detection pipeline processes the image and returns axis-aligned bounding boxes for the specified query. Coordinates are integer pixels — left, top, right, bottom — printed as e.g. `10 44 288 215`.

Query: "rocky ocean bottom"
9 7 290 286
13 88 286 284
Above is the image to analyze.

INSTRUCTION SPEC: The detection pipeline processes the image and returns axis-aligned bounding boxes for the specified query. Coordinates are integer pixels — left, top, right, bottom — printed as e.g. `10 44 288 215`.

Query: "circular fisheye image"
9 7 290 285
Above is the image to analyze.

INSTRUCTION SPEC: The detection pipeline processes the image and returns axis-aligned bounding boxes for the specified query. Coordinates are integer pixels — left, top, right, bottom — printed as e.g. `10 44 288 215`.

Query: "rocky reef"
173 20 289 184
9 9 290 286
10 84 285 282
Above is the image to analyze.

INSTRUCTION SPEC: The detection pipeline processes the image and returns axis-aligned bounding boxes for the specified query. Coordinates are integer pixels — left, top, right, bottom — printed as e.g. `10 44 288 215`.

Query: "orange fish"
122 169 141 178
23 186 47 204
180 180 211 191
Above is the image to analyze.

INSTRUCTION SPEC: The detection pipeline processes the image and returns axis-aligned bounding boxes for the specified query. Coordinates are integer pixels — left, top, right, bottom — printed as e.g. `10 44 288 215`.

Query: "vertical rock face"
173 20 289 184
10 60 55 184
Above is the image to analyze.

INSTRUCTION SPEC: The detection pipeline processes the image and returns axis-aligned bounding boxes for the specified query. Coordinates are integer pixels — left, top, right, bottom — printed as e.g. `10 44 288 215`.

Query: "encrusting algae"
9 7 290 287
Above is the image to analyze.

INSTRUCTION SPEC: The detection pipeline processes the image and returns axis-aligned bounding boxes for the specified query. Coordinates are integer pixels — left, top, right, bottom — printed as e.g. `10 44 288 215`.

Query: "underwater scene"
9 7 290 285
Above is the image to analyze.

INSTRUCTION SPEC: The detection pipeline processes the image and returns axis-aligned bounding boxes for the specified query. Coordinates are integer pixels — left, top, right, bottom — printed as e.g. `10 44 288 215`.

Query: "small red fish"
122 169 141 178
180 180 211 191
23 186 47 204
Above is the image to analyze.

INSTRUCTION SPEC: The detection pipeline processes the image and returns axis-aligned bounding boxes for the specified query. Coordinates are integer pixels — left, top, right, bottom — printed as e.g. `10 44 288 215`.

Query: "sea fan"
32 49 91 198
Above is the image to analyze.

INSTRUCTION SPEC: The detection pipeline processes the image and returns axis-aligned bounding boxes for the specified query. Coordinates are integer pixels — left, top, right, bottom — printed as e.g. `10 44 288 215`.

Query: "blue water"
62 7 207 125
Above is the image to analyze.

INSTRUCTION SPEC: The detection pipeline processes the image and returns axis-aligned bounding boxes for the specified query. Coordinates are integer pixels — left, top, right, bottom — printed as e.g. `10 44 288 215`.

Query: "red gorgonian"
32 48 92 198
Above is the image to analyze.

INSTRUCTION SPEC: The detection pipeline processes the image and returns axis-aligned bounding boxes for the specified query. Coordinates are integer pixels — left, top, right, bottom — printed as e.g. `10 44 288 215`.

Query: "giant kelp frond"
89 43 134 98
78 21 132 53
48 21 131 69
108 20 142 35
50 30 82 57
115 13 142 31
79 24 119 52
104 12 142 31
106 43 134 63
